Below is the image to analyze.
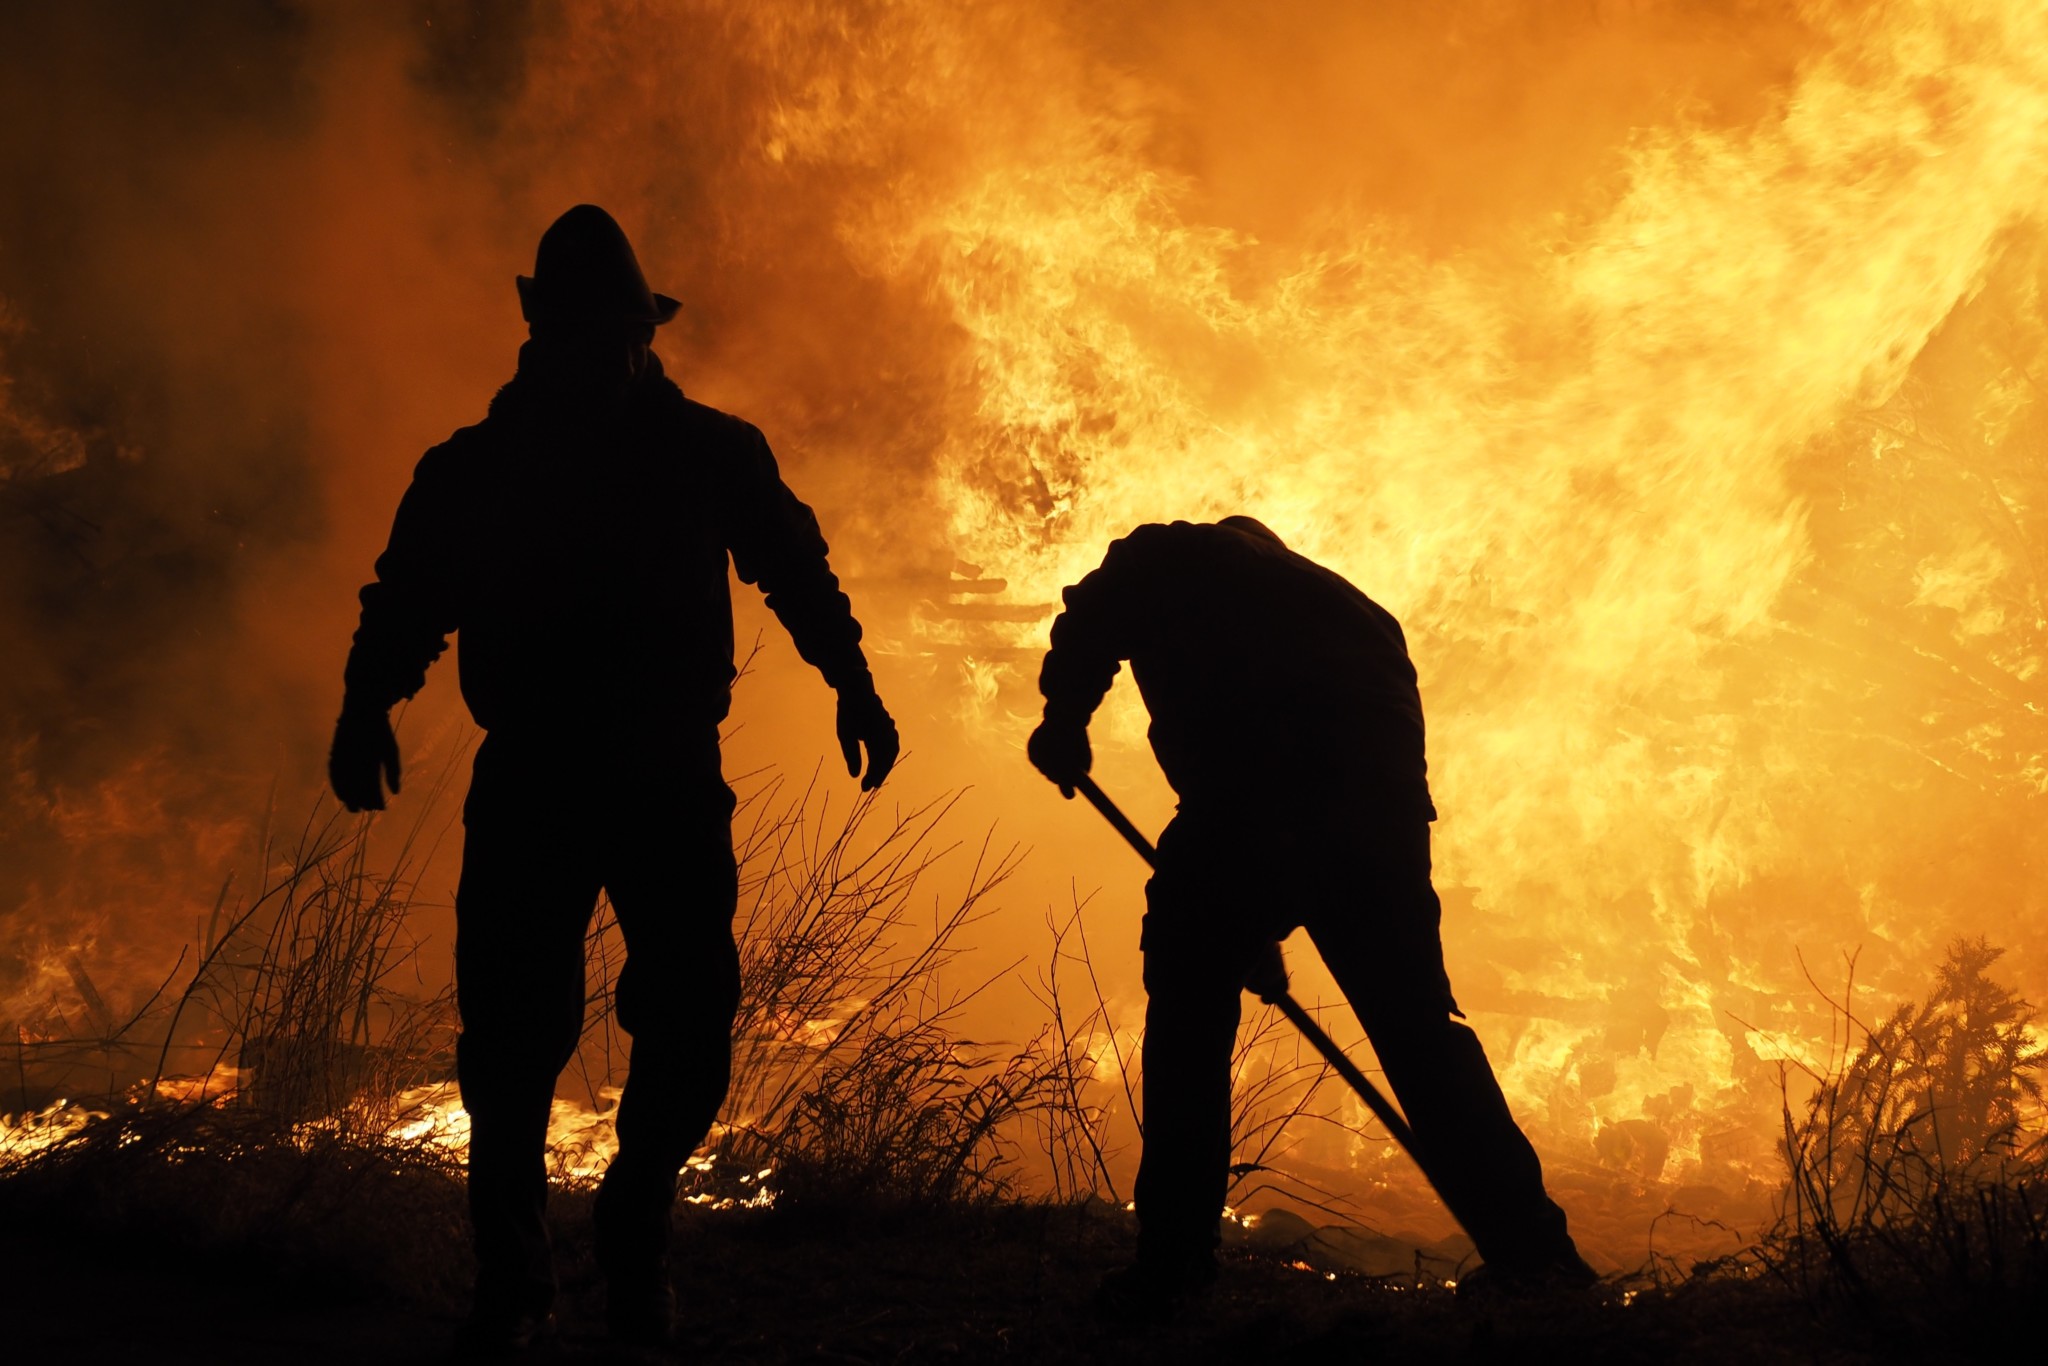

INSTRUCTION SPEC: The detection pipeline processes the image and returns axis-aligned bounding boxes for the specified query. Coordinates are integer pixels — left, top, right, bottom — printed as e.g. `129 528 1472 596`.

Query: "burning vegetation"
5 0 2048 1359
4 805 2042 1358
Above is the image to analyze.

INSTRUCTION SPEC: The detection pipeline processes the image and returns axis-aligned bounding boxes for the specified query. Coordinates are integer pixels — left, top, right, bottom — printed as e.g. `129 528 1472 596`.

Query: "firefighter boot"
1090 1249 1219 1325
595 1158 678 1348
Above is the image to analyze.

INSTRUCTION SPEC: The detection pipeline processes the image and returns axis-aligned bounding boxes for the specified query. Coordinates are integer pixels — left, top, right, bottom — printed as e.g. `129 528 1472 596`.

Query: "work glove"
1243 939 1290 1004
837 688 900 791
329 706 401 813
1027 718 1091 799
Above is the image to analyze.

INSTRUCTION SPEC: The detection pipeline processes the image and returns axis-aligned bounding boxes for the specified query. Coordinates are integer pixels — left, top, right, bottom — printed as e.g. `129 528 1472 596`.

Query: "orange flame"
731 0 2048 1195
8 1 2048 1255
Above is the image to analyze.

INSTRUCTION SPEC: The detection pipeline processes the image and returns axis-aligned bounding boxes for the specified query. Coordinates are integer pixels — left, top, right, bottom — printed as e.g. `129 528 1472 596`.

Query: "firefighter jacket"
341 349 874 734
1039 520 1436 820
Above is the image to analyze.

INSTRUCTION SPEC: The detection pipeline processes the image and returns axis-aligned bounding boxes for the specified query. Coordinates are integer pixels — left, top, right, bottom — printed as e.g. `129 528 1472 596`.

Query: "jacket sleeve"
722 425 874 694
1038 525 1163 725
340 442 466 713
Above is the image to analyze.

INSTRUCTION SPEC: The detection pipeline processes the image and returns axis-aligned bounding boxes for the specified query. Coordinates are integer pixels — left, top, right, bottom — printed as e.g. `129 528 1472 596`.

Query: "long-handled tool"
1071 773 1454 1205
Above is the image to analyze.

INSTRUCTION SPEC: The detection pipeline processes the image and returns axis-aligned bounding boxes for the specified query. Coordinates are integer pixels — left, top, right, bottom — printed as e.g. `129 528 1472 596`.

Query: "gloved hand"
837 689 900 791
329 707 401 813
1027 719 1091 799
1243 939 1290 1004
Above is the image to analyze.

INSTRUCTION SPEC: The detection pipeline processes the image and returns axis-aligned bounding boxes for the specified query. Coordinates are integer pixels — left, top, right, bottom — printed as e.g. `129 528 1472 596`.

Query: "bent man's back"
1041 518 1434 816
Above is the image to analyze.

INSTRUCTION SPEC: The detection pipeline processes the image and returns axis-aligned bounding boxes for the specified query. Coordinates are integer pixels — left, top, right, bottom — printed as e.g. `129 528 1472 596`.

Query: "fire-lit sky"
6 0 2048 1251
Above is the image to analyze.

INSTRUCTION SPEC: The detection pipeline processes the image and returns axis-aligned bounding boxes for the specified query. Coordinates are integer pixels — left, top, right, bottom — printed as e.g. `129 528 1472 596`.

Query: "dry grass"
34 743 2048 1366
1765 943 2045 1278
1 761 1100 1222
17 775 2046 1360
1020 892 1377 1229
689 771 1058 1208
1651 938 2048 1357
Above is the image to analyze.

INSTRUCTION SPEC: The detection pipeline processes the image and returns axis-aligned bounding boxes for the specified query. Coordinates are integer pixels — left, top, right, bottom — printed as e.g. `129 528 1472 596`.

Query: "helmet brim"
516 276 683 326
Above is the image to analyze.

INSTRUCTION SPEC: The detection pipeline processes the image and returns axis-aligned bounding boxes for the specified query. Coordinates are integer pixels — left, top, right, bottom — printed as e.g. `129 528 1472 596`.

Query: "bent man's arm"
1031 526 1161 793
1039 527 1161 725
724 426 898 789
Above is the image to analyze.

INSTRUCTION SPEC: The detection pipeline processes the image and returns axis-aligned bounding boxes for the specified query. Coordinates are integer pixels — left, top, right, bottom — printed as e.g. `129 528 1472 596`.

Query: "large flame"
6 0 2048 1255
726 0 2048 1194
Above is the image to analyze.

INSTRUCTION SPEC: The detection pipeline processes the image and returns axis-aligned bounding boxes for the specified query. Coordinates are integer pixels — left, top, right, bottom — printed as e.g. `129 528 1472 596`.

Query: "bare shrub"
1225 1002 1353 1220
1021 896 1128 1204
1018 890 1365 1224
6 743 1367 1228
215 811 456 1136
126 741 472 1145
1756 939 2048 1309
566 769 1105 1209
1 748 469 1174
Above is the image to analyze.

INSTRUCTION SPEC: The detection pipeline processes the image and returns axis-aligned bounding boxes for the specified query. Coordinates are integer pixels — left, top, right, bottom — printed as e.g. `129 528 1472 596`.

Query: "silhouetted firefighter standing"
1027 516 1590 1316
328 205 898 1353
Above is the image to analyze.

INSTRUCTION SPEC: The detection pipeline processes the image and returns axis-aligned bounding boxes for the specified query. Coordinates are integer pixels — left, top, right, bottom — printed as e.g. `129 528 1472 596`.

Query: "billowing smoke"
5 1 2047 1243
1 3 329 1032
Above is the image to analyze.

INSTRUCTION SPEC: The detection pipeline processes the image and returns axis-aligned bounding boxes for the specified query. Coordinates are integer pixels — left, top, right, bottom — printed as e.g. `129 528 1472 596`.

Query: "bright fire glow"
6 1 2048 1261
0 1077 778 1208
731 0 2048 1199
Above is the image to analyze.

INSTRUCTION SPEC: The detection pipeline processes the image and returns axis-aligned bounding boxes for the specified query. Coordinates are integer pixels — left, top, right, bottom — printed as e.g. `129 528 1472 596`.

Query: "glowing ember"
2 1077 775 1206
0 1099 110 1162
147 1065 247 1108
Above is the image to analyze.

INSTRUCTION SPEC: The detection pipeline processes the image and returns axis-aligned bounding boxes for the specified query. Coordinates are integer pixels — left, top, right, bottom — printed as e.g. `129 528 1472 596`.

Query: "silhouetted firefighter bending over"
1028 516 1589 1316
328 205 898 1354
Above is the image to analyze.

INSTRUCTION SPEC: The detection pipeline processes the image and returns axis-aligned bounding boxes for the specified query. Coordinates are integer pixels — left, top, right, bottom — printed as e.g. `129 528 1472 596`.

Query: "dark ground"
5 1151 2023 1366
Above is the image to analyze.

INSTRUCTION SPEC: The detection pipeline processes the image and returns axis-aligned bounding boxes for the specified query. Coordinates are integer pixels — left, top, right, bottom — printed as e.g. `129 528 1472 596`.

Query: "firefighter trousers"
1133 808 1578 1275
453 728 740 1309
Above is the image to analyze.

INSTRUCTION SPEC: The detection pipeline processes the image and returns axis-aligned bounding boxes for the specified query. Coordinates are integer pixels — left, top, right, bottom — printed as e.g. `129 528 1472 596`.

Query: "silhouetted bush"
1742 939 2047 1348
